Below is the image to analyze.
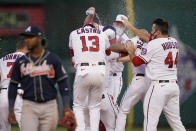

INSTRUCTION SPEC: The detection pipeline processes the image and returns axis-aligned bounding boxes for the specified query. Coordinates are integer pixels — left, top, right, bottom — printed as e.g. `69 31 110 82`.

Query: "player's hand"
86 7 95 15
121 17 131 28
8 110 16 124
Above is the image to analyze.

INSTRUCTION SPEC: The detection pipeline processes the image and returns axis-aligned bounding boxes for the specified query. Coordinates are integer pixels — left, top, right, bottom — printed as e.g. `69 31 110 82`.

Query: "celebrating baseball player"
69 11 111 130
8 25 75 131
83 7 131 131
0 37 28 131
126 18 186 131
109 30 151 131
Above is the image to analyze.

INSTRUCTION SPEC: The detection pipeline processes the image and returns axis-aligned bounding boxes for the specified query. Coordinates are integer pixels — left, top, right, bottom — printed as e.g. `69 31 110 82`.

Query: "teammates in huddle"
0 6 186 131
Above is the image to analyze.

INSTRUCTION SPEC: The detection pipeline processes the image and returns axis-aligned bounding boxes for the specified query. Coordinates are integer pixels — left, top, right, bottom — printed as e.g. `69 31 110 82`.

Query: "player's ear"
41 37 47 47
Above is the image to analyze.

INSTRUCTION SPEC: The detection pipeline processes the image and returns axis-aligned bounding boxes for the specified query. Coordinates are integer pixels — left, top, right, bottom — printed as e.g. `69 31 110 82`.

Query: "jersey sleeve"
10 58 22 84
68 31 73 49
138 41 157 63
103 25 116 44
53 55 68 82
130 36 139 48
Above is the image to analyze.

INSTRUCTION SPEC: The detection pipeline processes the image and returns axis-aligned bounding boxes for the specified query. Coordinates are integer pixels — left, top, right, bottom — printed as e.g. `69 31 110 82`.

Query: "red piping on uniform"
132 56 145 67
69 49 74 56
146 86 155 131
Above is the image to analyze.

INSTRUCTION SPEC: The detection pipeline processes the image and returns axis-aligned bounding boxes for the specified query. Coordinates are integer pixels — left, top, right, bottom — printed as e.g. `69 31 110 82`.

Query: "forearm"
127 25 150 42
84 14 94 24
117 55 130 63
58 77 70 107
110 44 126 53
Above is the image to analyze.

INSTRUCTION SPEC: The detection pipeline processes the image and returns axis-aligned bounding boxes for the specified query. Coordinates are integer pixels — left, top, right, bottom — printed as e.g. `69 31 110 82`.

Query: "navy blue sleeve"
58 78 70 107
53 55 68 82
53 54 70 107
8 59 21 110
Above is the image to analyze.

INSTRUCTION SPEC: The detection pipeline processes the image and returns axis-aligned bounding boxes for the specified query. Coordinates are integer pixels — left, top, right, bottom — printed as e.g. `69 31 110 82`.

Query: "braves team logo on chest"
20 60 55 78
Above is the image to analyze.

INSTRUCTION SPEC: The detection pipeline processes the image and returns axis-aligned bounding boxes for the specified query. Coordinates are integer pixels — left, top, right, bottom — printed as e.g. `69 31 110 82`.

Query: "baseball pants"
143 80 186 131
0 89 10 131
115 74 150 131
108 72 123 105
100 90 118 131
21 99 58 131
73 66 105 131
14 94 23 129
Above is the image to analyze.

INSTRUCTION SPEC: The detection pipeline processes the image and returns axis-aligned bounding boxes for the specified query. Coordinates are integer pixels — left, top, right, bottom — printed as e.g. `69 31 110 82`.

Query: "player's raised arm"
84 7 95 25
122 17 150 42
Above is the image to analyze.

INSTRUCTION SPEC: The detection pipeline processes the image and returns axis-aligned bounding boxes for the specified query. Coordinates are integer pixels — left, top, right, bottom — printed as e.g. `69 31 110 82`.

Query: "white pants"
143 80 186 131
84 90 118 131
108 72 123 105
14 95 23 129
100 90 118 131
73 66 105 131
21 100 58 131
115 74 150 131
0 90 10 131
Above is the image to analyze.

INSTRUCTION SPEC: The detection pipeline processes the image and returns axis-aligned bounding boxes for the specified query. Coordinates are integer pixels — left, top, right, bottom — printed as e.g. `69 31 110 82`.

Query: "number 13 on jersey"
80 36 99 52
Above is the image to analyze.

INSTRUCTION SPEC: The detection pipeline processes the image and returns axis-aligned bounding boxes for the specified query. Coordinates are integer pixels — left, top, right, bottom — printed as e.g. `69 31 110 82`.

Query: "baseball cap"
114 14 128 23
20 25 44 37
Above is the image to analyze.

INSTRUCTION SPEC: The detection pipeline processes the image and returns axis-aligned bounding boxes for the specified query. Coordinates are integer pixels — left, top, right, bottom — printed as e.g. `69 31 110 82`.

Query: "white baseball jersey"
0 52 24 89
139 37 179 80
107 33 129 73
130 36 146 75
69 25 110 65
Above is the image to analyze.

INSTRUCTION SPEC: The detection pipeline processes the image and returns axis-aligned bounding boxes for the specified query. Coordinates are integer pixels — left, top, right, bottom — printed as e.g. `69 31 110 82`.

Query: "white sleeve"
104 29 116 40
69 31 73 49
106 52 119 61
130 36 139 48
105 36 110 50
139 41 157 63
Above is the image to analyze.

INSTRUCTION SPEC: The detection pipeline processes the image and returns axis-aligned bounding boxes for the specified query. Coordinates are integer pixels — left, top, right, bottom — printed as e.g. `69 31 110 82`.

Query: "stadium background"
0 0 196 130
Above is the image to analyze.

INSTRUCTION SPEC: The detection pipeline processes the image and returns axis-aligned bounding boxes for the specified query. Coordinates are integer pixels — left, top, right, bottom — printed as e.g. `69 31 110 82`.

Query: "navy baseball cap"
20 25 44 37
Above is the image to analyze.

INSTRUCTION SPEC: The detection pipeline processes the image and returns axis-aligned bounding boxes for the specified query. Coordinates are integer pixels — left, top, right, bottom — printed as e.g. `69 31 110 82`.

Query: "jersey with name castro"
69 26 110 65
0 52 24 89
139 37 179 80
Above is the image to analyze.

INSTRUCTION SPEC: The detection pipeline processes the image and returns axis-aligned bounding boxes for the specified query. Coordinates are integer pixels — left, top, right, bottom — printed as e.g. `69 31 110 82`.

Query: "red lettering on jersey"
7 62 14 78
164 52 178 68
80 36 99 52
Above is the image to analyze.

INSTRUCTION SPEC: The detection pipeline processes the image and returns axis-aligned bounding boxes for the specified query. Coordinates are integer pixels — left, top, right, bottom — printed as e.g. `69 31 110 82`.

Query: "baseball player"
127 18 186 131
0 37 28 131
110 30 151 131
69 17 111 130
8 25 74 131
84 7 131 131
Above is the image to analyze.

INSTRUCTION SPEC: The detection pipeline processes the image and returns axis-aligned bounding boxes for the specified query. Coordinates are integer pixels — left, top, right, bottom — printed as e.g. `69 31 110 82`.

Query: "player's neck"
16 47 28 54
157 34 168 39
30 45 44 58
